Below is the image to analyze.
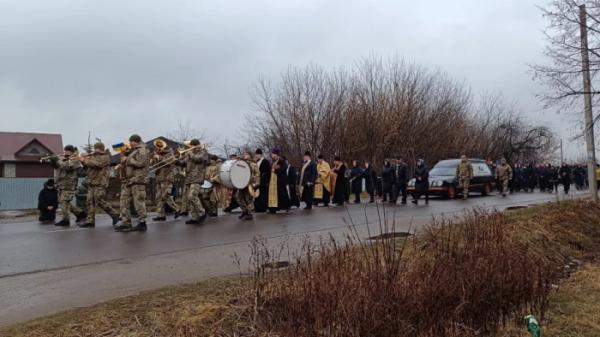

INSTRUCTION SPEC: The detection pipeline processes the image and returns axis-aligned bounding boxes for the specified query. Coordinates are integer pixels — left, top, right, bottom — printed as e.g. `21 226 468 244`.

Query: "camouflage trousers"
155 182 179 217
180 185 189 212
459 178 470 198
200 188 217 215
187 183 205 220
120 184 147 224
59 189 82 222
236 188 254 214
499 178 510 194
86 186 118 223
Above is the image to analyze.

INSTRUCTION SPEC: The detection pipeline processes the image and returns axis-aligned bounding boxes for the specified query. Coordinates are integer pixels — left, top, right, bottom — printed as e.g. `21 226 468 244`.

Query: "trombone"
148 146 196 172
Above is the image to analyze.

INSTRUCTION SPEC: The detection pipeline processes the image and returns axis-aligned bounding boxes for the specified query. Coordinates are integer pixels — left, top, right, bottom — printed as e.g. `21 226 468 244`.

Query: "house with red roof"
0 132 63 178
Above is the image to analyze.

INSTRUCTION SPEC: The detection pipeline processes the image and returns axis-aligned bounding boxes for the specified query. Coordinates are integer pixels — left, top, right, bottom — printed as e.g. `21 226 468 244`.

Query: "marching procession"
38 134 589 232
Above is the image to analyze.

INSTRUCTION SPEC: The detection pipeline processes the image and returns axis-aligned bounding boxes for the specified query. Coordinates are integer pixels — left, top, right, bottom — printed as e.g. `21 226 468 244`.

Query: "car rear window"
430 166 456 176
473 163 491 177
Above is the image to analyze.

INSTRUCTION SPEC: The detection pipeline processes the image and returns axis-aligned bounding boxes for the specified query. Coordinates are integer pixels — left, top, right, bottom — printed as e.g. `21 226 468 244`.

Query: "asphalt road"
0 191 585 326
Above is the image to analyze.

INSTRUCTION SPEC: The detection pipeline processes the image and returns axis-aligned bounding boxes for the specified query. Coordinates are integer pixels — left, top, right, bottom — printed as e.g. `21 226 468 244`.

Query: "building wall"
0 178 47 210
3 163 16 178
16 163 54 178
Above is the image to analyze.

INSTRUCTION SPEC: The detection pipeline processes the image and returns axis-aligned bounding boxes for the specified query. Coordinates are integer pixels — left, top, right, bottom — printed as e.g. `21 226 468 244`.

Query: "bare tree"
532 0 600 126
248 56 556 168
167 120 210 146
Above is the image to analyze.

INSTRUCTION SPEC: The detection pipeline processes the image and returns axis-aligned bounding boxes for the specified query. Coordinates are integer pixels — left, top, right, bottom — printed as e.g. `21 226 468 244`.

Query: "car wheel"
447 185 456 199
483 183 492 196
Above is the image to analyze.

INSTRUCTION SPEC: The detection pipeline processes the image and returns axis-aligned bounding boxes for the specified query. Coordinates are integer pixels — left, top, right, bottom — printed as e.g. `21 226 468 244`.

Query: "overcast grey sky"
0 0 586 159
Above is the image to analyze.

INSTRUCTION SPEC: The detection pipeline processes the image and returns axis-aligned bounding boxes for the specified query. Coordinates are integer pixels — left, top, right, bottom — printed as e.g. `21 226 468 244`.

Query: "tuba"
153 138 167 149
248 184 260 198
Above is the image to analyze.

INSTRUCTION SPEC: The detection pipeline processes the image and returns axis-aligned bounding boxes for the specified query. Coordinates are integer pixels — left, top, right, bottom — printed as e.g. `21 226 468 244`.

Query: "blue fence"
0 178 50 210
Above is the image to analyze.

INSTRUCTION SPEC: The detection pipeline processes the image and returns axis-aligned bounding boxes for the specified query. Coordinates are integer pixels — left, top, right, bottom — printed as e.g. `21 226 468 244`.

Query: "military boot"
131 222 147 232
75 212 87 223
114 223 132 232
54 220 70 227
78 222 95 228
111 215 120 226
152 216 167 221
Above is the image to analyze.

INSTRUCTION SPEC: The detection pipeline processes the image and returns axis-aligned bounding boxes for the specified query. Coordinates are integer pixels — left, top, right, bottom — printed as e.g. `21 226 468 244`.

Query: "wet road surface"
0 191 585 326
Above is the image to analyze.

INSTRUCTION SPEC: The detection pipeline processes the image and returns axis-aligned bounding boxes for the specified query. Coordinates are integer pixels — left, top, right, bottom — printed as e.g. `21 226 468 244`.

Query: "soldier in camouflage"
236 151 260 221
495 158 513 197
178 168 189 217
201 155 221 217
181 139 209 225
79 142 119 227
49 145 86 226
115 134 150 232
456 155 473 200
150 141 180 221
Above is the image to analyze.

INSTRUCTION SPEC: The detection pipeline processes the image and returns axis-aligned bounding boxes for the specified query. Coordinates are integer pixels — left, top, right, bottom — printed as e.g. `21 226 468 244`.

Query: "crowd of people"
488 162 594 195
37 134 596 231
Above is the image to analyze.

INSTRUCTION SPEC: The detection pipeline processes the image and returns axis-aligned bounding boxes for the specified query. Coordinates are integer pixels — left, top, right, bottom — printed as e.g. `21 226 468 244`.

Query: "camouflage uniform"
183 148 209 221
51 155 83 222
201 161 221 215
120 143 149 225
495 163 513 196
236 159 260 216
151 148 179 217
83 150 118 223
456 158 473 199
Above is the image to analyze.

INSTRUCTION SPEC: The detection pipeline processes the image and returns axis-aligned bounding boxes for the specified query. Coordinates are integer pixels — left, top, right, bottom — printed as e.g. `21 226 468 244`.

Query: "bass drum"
219 160 251 189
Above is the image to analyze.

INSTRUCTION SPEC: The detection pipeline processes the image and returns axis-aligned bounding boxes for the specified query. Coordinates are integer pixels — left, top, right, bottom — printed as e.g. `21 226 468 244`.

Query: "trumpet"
39 155 57 163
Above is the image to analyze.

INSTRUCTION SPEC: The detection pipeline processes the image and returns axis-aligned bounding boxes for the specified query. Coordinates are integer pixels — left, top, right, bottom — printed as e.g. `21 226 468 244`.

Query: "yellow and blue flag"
112 142 128 153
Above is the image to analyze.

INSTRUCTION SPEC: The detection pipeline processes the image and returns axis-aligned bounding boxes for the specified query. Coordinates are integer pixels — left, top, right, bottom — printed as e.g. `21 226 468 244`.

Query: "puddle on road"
262 261 290 269
368 232 413 240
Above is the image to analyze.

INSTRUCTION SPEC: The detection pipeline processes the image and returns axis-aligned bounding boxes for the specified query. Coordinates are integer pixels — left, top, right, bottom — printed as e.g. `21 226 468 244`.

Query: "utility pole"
560 138 564 165
579 5 598 202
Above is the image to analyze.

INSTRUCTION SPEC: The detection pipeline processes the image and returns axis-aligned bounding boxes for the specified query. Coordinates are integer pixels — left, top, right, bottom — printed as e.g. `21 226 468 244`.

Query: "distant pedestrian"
332 156 348 206
38 179 58 223
381 160 393 202
283 156 300 208
456 155 473 200
391 158 409 204
349 160 364 203
299 151 318 210
363 162 376 203
412 159 429 205
558 163 572 194
495 158 513 197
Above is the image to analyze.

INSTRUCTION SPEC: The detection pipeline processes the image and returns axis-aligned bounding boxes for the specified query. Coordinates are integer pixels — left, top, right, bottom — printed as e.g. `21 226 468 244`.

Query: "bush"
247 201 600 337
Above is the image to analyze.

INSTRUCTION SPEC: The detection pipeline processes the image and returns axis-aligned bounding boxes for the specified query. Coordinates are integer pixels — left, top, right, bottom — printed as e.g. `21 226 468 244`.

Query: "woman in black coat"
412 159 429 205
332 156 348 206
38 179 59 223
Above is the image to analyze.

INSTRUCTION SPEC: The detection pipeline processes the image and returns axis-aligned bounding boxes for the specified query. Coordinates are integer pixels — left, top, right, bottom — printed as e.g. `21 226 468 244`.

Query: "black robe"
268 158 291 212
254 158 271 212
38 185 58 222
332 164 348 205
287 164 301 208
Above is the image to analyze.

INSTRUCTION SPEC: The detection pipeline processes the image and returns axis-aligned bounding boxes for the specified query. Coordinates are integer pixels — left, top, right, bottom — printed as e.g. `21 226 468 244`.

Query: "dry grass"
248 203 583 337
499 264 600 337
0 277 255 337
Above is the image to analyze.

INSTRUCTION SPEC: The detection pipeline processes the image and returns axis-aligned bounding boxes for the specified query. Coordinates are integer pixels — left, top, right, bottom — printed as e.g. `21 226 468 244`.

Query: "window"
473 163 491 177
